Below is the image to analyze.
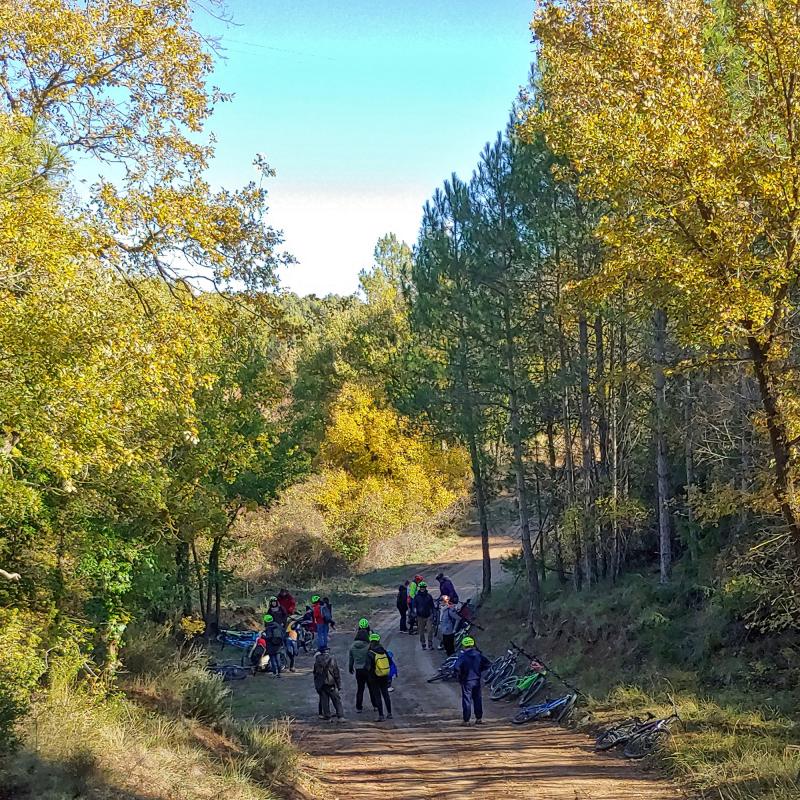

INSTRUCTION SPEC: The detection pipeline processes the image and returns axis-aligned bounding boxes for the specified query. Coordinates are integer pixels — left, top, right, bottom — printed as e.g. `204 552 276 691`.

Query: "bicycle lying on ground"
484 643 523 686
217 629 260 666
512 692 577 725
490 659 548 706
595 711 680 758
207 664 250 682
427 653 460 683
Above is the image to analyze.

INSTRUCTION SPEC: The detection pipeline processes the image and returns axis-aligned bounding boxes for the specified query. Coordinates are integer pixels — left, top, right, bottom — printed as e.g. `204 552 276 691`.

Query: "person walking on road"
313 646 345 722
312 595 332 649
438 595 460 656
454 636 491 725
366 633 393 722
413 581 435 650
396 582 409 632
263 614 286 677
435 572 459 605
348 619 376 714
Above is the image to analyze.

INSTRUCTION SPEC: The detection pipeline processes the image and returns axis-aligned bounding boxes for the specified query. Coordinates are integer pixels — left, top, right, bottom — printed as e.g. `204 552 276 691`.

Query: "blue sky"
198 1 536 296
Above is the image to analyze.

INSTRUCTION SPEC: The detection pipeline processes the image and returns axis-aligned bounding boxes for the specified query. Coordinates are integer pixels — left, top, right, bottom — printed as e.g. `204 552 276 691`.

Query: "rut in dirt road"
289 530 682 800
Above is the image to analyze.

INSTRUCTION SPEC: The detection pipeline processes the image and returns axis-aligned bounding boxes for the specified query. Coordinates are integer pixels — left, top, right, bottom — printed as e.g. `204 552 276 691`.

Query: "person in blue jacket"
454 636 491 725
435 572 459 604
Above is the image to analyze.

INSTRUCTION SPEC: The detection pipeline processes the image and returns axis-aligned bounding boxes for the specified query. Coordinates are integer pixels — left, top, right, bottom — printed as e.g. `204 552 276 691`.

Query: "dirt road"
231 530 681 800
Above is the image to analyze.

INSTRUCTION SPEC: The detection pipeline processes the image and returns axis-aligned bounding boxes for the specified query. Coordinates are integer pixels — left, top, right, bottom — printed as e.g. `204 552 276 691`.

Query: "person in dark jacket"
262 614 285 677
313 647 345 721
396 582 408 631
348 623 376 713
454 636 491 725
435 573 459 605
267 596 287 627
366 633 393 721
412 581 435 649
276 588 296 617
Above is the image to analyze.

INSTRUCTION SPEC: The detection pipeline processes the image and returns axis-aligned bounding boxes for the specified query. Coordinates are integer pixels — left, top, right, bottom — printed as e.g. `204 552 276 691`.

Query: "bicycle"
207 664 250 682
512 692 577 725
594 713 654 751
427 654 460 683
490 659 547 706
485 647 518 686
623 713 680 759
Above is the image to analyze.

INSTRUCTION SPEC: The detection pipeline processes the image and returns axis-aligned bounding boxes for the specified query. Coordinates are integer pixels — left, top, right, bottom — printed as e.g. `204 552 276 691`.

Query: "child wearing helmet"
348 618 376 714
453 635 491 725
263 613 286 677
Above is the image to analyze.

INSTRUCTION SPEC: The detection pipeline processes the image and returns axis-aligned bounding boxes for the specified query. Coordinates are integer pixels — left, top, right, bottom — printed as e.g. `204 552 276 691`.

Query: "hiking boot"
337 717 347 723
356 708 363 713
387 687 395 693
378 714 385 722
421 645 427 650
386 713 393 719
476 719 484 725
461 720 471 726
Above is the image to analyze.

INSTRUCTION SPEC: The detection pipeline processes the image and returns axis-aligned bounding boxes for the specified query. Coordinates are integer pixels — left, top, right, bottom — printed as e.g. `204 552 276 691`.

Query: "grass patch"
475 570 800 800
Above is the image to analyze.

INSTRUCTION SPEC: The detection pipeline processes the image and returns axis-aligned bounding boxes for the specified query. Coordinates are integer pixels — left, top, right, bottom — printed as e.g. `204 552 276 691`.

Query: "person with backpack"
317 596 334 648
412 581 435 650
311 594 325 646
396 582 408 631
313 646 345 722
348 618 376 713
366 632 393 721
438 595 460 656
454 636 491 725
263 614 286 677
435 572 459 605
284 617 298 672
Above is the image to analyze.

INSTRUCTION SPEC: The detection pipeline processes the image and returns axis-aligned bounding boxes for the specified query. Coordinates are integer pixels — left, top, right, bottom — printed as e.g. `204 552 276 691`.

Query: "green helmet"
311 595 321 603
263 613 273 623
269 595 277 602
461 636 475 648
358 618 370 629
418 581 427 589
369 632 381 642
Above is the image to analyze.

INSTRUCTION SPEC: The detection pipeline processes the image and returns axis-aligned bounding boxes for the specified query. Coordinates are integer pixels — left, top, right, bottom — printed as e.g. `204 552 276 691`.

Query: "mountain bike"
427 654 460 683
207 664 250 682
485 647 518 686
594 714 654 751
490 660 547 705
512 692 577 725
623 713 680 759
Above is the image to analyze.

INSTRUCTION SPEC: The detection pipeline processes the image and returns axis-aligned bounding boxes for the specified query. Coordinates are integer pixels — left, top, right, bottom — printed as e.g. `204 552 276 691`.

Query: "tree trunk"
191 540 206 623
467 428 492 598
653 308 672 584
683 373 698 562
746 333 800 557
176 539 192 616
206 537 221 633
503 292 541 631
578 314 597 585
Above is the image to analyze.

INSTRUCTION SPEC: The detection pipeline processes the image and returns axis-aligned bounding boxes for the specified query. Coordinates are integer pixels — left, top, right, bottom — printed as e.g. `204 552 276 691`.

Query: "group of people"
312 618 398 723
249 574 492 727
395 572 464 655
249 590 335 677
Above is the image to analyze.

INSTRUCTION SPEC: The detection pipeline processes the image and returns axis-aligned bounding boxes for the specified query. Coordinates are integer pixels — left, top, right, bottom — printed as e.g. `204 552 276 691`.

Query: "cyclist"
396 581 409 632
311 595 330 648
348 618 375 714
366 632 393 721
407 574 422 634
454 636 490 725
262 614 286 677
313 646 345 722
276 588 296 617
435 572 459 605
267 596 287 626
413 581 435 650
438 595 460 655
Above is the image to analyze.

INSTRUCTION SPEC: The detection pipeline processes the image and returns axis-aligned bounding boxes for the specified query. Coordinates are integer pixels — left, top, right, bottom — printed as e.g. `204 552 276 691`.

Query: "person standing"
284 616 298 672
435 572 459 605
277 588 296 617
438 595 460 656
407 575 422 634
396 582 408 632
348 619 375 714
413 581 435 650
263 614 286 677
366 633 393 721
313 646 345 722
267 596 287 627
311 594 329 649
454 636 490 725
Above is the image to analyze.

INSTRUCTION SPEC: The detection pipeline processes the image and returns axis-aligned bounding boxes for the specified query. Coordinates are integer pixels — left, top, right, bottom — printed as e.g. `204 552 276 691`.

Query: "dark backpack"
321 603 333 623
266 625 283 646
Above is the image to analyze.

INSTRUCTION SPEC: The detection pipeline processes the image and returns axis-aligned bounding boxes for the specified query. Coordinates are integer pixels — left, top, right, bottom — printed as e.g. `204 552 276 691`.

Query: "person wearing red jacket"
277 588 296 617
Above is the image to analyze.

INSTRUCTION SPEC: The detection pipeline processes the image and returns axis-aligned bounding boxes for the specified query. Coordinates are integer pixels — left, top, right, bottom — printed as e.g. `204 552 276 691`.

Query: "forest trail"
231 529 681 800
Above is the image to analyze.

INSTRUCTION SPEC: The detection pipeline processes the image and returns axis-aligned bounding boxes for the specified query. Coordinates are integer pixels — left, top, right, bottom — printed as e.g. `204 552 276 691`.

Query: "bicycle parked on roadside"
594 711 680 758
512 692 577 725
490 659 548 706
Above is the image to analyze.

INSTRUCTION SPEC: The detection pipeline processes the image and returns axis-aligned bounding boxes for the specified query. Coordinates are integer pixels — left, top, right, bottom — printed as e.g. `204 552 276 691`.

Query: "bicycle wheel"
427 670 448 683
624 728 665 759
490 676 519 701
556 694 577 724
518 675 546 706
490 661 516 689
484 657 504 683
595 720 639 751
511 705 547 725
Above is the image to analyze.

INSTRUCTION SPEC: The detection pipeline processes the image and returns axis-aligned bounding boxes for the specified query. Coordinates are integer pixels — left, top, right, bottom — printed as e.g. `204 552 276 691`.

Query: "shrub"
178 664 231 722
230 718 298 787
